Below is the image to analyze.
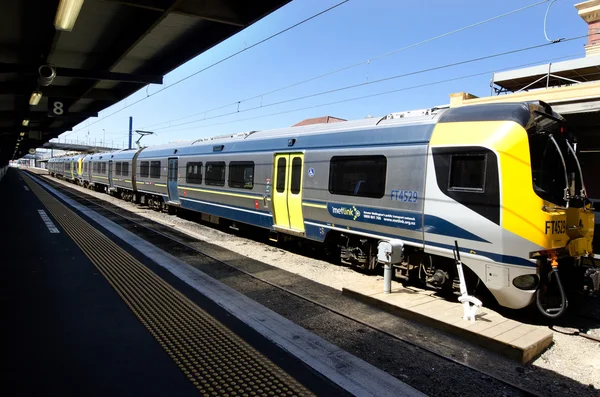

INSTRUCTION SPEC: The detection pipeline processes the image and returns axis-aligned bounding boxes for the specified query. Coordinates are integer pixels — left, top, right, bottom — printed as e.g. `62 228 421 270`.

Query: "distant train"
48 101 597 318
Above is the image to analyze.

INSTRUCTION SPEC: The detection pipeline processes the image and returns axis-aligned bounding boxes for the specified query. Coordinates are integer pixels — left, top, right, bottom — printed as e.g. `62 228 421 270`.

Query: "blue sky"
59 0 589 148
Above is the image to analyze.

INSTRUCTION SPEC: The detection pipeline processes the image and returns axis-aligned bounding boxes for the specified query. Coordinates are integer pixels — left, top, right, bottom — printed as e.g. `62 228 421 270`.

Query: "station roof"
41 141 118 153
0 0 291 166
493 56 600 92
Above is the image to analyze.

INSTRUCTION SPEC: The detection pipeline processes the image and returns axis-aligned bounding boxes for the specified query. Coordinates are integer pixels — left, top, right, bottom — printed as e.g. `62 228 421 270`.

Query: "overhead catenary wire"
149 33 593 133
65 0 551 139
86 50 584 140
544 0 563 43
62 0 350 138
137 0 552 132
151 51 585 135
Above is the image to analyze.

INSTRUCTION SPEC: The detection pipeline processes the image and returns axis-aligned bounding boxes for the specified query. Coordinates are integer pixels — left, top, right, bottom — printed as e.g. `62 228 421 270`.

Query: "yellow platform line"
22 172 313 397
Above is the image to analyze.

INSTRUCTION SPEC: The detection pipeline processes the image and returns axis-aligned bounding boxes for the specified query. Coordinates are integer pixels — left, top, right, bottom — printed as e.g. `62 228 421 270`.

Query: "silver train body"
48 102 597 317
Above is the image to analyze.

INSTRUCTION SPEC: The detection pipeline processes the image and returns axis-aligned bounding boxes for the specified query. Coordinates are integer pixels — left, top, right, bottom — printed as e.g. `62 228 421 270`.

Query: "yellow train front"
426 101 595 318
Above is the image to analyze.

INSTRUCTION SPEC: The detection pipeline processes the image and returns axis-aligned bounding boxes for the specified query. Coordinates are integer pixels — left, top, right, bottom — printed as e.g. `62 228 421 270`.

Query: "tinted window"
101 162 106 174
122 162 129 176
186 162 202 185
432 147 500 225
150 161 161 178
229 161 254 189
291 157 302 194
205 162 225 186
140 161 149 178
449 154 486 192
115 162 122 176
84 163 88 173
329 155 386 198
276 157 286 193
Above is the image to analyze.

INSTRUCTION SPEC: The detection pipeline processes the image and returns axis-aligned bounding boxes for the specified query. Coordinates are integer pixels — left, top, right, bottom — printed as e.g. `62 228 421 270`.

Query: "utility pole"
128 117 133 150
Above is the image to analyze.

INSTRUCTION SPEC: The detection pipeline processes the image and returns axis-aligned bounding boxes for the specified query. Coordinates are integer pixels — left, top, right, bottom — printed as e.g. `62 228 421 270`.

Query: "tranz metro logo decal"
328 204 421 230
545 220 567 234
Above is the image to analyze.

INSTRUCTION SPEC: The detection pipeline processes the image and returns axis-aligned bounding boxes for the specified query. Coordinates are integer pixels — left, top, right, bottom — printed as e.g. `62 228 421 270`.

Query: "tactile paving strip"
24 173 314 397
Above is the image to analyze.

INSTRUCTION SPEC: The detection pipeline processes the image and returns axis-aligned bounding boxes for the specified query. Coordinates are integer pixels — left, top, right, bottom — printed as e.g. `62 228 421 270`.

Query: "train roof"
54 102 546 161
140 109 447 158
106 148 140 161
137 142 194 159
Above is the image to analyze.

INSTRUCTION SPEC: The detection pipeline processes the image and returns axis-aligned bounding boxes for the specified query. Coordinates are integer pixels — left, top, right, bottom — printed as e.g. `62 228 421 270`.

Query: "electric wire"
139 1 556 133
63 0 350 137
73 51 582 141
544 0 562 43
148 33 594 133
146 54 582 135
137 0 551 132
65 0 550 138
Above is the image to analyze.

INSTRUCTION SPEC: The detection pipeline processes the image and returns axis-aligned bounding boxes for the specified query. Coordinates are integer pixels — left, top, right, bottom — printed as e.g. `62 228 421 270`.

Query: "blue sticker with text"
327 203 421 230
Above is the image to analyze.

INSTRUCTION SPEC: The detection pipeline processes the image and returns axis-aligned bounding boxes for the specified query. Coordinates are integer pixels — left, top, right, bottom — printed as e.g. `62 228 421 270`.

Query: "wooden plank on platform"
341 282 553 364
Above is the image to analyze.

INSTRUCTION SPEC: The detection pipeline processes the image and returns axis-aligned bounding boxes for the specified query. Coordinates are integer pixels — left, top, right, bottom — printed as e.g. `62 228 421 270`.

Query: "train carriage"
109 149 139 201
134 143 185 210
88 151 112 191
46 101 598 317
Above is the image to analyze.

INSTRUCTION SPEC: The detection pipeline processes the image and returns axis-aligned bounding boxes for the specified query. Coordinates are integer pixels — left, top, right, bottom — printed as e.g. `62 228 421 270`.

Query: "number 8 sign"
48 98 68 117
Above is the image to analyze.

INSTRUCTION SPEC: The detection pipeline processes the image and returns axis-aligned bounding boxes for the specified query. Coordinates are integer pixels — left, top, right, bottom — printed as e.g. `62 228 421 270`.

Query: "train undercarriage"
334 232 599 316
335 232 477 296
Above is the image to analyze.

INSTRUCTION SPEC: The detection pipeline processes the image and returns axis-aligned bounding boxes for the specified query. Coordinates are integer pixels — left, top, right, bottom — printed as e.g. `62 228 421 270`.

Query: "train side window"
448 154 486 192
122 162 129 176
186 162 202 185
329 155 386 198
115 162 122 176
229 161 254 189
140 161 149 178
84 163 88 173
276 157 286 193
205 162 225 186
150 161 161 178
102 162 107 174
290 158 302 194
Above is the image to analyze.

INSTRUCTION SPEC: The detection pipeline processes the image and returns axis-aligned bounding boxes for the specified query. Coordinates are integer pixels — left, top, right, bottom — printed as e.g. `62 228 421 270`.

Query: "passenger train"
48 101 597 318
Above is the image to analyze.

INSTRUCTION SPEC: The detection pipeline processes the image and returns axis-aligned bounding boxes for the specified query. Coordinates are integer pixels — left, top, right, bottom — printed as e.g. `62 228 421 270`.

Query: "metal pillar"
383 264 392 294
129 117 133 149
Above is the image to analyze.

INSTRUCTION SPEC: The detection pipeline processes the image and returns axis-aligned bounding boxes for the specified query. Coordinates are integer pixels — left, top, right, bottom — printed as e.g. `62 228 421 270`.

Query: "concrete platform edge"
342 287 553 365
28 172 426 397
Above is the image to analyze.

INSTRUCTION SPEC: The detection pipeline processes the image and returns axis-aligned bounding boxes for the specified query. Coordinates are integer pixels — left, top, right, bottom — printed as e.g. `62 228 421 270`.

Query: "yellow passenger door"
272 154 290 228
272 153 305 233
288 154 305 231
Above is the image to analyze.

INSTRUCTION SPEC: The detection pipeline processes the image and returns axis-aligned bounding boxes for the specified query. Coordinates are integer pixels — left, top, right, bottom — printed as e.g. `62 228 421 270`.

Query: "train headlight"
512 274 539 290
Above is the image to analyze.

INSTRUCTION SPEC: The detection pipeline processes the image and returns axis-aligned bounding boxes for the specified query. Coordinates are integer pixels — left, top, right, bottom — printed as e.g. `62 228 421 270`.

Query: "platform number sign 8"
53 101 64 115
48 98 68 117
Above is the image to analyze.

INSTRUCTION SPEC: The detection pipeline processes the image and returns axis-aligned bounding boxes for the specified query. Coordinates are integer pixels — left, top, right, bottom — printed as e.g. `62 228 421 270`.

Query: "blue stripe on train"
304 219 534 268
178 197 534 268
180 197 273 229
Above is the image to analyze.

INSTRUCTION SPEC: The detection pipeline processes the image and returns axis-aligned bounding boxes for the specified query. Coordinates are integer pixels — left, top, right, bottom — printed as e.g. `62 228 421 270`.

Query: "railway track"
28 170 586 397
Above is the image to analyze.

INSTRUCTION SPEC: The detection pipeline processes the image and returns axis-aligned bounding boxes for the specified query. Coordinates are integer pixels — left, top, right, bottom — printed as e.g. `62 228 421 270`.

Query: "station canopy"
492 56 600 94
0 0 291 165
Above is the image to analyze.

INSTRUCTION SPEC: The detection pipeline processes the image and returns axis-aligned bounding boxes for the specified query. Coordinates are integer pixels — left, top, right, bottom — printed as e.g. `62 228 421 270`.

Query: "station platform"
0 168 423 397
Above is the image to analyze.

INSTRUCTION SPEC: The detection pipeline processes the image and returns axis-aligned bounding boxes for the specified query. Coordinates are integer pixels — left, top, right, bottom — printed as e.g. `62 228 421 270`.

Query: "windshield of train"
529 127 584 207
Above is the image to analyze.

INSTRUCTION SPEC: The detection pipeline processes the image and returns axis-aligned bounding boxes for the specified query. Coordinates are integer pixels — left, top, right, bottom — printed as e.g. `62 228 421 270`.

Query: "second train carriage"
46 101 597 317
